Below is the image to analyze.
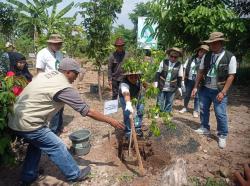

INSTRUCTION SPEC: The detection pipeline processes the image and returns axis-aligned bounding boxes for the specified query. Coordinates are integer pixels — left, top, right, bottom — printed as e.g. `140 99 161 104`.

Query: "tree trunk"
98 66 103 102
102 70 105 94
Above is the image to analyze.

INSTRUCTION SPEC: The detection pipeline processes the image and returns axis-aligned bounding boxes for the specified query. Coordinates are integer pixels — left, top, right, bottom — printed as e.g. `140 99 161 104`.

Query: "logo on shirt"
55 60 60 70
45 71 59 79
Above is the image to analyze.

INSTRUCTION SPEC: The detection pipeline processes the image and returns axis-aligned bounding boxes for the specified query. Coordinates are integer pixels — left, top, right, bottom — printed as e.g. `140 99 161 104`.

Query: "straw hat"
196 44 209 52
114 37 125 46
203 32 228 43
166 47 183 57
47 34 63 43
123 71 142 76
5 42 15 48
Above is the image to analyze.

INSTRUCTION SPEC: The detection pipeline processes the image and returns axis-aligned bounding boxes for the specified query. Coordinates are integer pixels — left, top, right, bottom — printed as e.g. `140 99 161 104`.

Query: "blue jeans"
49 107 64 134
157 91 176 112
184 79 199 112
119 96 144 136
15 127 80 183
199 86 228 136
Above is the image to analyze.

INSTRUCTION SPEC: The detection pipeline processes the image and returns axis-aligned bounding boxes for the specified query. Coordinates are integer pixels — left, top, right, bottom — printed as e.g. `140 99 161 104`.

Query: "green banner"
137 17 158 49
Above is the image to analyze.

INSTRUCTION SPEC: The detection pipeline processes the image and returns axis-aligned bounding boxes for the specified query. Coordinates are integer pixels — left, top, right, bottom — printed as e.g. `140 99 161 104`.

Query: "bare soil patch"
0 63 249 186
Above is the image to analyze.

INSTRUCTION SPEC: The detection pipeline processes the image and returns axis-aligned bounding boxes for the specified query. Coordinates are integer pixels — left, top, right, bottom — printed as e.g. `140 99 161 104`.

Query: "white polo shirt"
36 47 63 72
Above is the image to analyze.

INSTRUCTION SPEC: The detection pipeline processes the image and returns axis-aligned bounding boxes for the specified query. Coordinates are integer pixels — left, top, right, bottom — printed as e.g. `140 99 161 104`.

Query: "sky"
61 0 150 29
114 0 150 28
2 0 150 29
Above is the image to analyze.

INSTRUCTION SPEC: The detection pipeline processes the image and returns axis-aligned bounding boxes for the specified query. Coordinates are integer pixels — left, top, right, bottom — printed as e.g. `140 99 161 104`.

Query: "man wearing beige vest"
8 58 124 185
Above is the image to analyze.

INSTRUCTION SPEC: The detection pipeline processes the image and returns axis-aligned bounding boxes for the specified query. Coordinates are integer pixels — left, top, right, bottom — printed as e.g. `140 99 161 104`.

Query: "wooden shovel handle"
129 114 145 176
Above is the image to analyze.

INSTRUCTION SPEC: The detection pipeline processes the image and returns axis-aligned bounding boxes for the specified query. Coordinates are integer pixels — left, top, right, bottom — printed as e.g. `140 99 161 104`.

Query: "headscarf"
8 52 32 81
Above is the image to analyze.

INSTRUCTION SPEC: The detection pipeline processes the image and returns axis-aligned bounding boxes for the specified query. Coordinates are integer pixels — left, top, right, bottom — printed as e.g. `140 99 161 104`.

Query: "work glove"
181 81 186 92
125 101 133 113
153 82 158 88
178 88 182 97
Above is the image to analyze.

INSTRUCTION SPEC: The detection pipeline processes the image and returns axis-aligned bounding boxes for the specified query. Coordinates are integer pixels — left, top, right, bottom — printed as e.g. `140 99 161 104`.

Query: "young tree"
149 0 246 52
79 0 123 101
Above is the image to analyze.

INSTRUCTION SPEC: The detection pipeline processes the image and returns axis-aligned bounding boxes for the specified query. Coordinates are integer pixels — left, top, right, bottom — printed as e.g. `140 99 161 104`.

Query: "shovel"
129 113 145 176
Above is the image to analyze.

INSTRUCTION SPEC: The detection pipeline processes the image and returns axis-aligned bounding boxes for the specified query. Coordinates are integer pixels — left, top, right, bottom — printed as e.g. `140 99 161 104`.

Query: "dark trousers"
184 79 200 112
112 80 120 100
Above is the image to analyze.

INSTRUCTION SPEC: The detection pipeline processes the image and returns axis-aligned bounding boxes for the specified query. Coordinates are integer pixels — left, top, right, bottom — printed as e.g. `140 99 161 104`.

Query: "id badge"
205 77 211 84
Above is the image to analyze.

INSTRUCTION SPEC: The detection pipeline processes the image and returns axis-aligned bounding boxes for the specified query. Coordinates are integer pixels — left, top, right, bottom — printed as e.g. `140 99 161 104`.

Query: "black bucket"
69 129 91 156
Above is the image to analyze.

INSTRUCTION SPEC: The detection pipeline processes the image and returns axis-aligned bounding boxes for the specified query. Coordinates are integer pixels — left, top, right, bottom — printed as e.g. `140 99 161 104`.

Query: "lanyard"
211 54 219 66
206 50 225 80
166 62 175 81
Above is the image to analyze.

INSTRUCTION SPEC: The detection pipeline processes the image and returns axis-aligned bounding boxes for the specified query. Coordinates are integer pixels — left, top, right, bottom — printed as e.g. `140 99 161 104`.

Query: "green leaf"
0 136 11 155
150 120 161 137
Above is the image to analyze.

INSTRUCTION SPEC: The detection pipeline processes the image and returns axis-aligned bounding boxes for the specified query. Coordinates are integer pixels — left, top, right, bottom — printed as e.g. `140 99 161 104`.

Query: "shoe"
194 127 210 135
136 129 143 137
193 111 199 118
73 166 91 182
179 108 187 113
218 136 226 149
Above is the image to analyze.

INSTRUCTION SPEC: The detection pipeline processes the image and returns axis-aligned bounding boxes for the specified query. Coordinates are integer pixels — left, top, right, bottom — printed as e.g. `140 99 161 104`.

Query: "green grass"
118 172 135 182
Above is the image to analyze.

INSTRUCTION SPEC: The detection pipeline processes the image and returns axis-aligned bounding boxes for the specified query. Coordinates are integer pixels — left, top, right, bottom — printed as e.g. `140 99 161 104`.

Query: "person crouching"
119 71 144 138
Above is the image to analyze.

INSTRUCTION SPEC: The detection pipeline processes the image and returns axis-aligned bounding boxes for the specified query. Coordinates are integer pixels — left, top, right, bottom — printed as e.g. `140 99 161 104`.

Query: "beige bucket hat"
196 44 209 52
5 42 15 48
123 71 142 76
166 47 183 57
203 32 228 43
47 34 63 43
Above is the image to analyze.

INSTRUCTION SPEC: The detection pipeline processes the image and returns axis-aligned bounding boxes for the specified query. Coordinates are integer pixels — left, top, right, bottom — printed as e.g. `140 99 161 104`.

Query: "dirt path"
0 64 249 186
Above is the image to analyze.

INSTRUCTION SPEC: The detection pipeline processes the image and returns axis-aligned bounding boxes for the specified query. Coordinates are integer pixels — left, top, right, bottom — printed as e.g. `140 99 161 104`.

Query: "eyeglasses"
170 55 178 59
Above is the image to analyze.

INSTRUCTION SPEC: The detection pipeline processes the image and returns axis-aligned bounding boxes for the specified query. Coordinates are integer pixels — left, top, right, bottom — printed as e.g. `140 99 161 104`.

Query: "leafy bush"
0 71 27 165
122 50 175 137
